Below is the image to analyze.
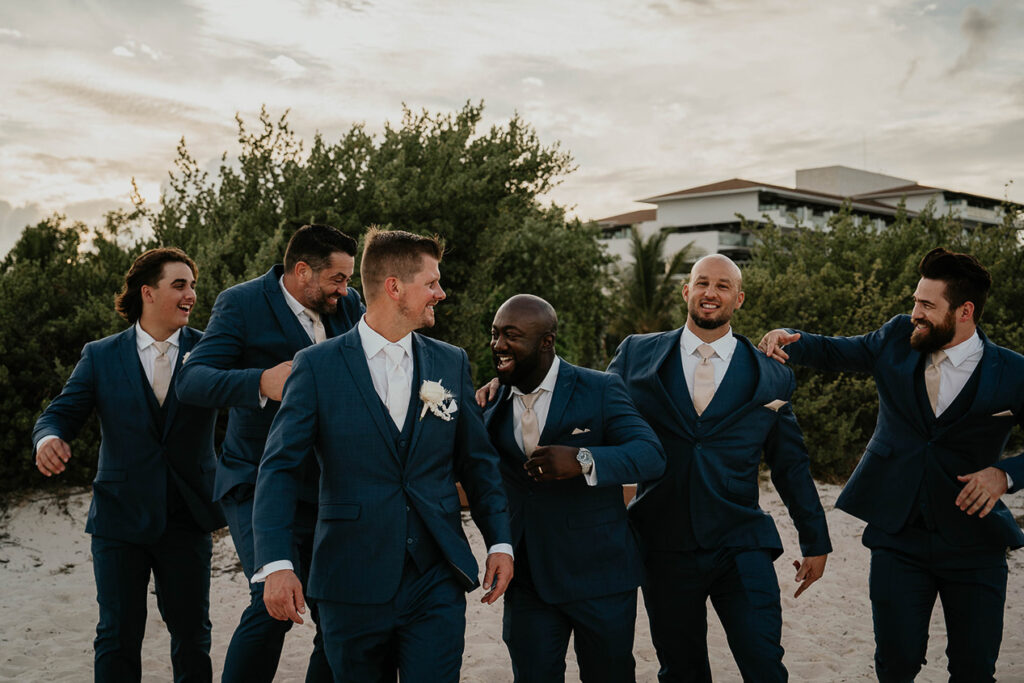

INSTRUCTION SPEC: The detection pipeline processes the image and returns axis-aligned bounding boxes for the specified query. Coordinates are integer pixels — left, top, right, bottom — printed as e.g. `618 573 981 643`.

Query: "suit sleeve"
32 343 98 448
786 316 905 375
587 373 666 486
176 288 264 408
252 350 317 568
763 375 832 557
994 378 1024 494
605 335 632 378
452 349 512 548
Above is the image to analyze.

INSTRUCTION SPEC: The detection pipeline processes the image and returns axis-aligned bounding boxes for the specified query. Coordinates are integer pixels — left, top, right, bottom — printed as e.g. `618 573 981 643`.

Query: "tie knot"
697 343 716 362
520 390 542 410
384 344 406 365
304 308 321 324
152 340 171 356
930 350 948 368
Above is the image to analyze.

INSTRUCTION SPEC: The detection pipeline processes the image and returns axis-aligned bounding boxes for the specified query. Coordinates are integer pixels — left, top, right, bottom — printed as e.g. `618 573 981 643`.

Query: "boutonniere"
419 380 458 421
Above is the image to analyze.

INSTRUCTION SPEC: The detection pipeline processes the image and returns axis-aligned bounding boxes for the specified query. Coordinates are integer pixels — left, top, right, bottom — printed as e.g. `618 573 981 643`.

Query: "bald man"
483 295 664 682
606 255 832 682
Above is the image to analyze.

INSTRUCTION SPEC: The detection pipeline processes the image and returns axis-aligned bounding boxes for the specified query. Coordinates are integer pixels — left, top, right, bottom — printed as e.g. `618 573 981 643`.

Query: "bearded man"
759 247 1024 682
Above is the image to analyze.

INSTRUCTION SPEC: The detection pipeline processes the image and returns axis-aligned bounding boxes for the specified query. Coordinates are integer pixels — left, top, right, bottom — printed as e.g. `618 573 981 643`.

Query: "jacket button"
407 538 414 545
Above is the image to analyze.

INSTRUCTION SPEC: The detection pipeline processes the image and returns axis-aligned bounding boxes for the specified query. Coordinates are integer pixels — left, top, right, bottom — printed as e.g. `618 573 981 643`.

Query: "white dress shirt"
679 325 737 398
253 316 511 584
35 323 179 451
933 331 984 417
258 277 320 407
505 357 598 486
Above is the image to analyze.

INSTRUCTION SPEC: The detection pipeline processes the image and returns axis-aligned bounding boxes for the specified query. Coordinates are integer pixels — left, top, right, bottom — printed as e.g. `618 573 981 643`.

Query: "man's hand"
757 330 801 364
792 555 827 598
475 378 500 408
259 361 293 402
524 445 582 482
263 569 306 624
480 552 514 604
956 467 1009 518
36 438 71 477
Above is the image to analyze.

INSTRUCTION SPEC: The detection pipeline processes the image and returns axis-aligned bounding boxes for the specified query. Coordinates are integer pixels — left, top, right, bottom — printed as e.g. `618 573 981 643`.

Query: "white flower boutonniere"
419 380 458 421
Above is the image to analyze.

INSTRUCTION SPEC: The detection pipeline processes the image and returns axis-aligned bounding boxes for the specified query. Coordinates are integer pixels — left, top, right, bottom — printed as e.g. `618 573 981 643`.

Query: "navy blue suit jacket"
176 265 364 502
252 327 512 604
786 315 1024 549
32 326 225 544
608 330 832 559
483 359 665 604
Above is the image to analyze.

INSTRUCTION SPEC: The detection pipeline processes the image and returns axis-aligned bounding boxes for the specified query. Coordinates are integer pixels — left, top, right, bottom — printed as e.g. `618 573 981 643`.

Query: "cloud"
270 54 306 79
112 45 134 57
0 27 22 39
947 4 1000 76
522 76 544 88
0 199 46 257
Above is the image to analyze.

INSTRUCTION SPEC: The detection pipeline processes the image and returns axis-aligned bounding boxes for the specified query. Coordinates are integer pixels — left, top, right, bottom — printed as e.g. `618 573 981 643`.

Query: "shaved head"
689 254 742 288
491 294 558 392
495 294 558 335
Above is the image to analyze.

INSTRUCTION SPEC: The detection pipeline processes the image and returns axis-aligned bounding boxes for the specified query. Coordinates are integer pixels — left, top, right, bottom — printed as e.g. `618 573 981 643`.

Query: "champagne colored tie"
693 343 716 416
304 308 327 344
520 391 542 456
384 344 410 428
925 349 948 415
152 341 172 406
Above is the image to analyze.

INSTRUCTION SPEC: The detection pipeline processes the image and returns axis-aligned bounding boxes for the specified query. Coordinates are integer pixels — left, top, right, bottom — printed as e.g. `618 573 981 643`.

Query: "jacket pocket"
319 503 361 520
726 477 758 502
440 494 462 514
864 437 893 459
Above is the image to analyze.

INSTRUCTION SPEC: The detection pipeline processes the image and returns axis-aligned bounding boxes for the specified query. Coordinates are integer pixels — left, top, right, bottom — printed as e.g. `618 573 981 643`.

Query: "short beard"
689 310 731 331
909 314 956 354
305 285 338 316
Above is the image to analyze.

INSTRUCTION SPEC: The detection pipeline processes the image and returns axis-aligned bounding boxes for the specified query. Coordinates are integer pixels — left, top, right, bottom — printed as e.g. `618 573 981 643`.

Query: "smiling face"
683 255 744 334
910 277 958 353
299 251 355 316
141 261 196 337
397 255 445 330
490 301 554 392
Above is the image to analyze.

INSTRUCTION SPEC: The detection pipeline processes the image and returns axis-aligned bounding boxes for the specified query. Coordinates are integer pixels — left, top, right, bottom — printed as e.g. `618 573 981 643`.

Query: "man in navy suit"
33 247 225 682
759 247 1024 682
252 228 513 681
607 254 832 682
176 224 363 682
483 294 665 682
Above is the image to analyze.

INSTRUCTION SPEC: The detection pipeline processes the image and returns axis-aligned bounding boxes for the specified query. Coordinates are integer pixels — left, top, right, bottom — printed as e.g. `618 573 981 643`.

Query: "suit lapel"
262 267 315 352
337 328 400 462
117 327 160 440
407 334 433 457
161 328 193 440
649 330 695 439
540 359 575 444
938 331 1002 432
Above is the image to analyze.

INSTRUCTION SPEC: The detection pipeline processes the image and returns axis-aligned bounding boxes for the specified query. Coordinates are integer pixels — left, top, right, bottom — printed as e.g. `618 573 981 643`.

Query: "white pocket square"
992 409 1013 417
571 427 591 435
447 399 459 414
763 399 788 412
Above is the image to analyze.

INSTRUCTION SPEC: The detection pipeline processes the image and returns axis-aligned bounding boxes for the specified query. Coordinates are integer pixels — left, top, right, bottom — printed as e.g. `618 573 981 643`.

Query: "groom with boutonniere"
251 227 513 681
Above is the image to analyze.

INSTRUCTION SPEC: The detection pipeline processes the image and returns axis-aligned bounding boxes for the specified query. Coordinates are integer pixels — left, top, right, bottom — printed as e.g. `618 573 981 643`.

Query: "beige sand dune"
2 481 1022 682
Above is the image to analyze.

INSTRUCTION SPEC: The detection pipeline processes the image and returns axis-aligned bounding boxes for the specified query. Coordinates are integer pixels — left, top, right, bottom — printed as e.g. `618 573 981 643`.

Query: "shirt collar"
135 322 181 351
681 324 736 361
508 356 561 399
278 275 307 317
358 316 413 361
942 330 983 368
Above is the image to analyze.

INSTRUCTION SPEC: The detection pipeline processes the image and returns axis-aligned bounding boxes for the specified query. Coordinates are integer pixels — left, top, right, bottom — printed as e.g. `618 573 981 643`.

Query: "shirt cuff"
584 461 598 487
251 560 294 584
35 434 60 452
258 389 269 409
487 543 514 559
1007 472 1015 489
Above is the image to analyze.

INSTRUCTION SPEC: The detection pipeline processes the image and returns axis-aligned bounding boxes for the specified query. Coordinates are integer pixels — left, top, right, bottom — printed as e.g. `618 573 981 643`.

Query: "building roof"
595 209 657 226
638 178 899 213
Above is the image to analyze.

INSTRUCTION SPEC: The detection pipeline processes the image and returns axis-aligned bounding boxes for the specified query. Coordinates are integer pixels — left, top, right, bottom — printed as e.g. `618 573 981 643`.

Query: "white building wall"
653 192 760 228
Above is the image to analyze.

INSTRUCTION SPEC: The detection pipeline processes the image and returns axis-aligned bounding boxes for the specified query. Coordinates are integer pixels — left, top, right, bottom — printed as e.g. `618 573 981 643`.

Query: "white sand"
2 482 1023 682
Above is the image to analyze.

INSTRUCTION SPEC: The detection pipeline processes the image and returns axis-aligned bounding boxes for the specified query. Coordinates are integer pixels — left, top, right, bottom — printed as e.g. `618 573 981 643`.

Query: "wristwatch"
577 448 594 475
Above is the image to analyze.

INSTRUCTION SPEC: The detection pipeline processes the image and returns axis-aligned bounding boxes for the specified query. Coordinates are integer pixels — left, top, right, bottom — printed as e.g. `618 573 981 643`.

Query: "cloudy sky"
2 0 1022 254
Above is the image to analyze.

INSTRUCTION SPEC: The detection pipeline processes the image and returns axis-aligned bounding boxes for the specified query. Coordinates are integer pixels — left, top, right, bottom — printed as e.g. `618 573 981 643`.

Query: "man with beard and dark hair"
759 247 1024 682
606 254 832 682
482 294 664 682
176 224 362 683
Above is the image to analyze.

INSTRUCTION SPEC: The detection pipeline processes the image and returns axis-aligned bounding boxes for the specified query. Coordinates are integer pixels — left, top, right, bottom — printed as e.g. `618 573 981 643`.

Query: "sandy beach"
2 480 1023 682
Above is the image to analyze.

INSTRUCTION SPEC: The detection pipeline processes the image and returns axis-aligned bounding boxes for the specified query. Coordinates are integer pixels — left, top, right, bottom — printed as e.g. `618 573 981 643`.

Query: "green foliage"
733 204 1024 481
607 226 695 348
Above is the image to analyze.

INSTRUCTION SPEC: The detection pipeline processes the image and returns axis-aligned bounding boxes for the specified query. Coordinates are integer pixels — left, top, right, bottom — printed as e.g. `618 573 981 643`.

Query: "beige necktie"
520 391 542 456
304 308 327 344
384 344 410 428
693 343 717 416
152 341 172 406
925 349 948 415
